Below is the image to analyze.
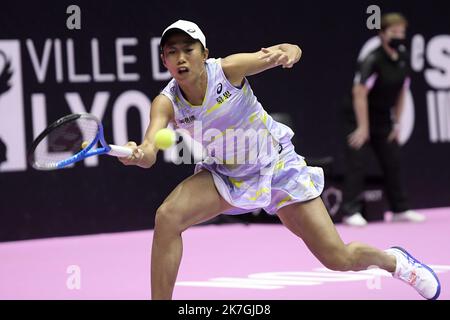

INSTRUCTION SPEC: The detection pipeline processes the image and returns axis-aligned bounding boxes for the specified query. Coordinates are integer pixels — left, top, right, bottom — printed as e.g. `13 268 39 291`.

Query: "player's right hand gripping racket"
28 113 133 170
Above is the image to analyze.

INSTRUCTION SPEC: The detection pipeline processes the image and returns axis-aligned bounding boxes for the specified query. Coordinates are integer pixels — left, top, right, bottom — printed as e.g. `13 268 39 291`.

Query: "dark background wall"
1 0 449 241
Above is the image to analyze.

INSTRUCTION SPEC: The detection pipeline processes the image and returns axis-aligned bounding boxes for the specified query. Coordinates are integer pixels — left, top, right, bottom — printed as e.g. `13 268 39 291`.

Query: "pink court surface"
1 207 449 300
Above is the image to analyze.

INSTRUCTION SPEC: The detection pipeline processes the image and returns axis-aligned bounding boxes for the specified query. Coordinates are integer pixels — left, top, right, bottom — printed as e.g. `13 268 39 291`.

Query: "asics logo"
216 83 222 94
278 144 283 154
408 269 418 285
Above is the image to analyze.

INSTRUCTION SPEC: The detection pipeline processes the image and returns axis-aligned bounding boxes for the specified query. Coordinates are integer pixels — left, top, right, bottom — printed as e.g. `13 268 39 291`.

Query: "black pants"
0 137 7 164
341 125 410 216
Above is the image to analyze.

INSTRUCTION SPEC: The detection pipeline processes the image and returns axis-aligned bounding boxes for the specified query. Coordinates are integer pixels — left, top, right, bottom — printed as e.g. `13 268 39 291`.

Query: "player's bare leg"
151 170 233 300
277 197 396 273
277 197 441 299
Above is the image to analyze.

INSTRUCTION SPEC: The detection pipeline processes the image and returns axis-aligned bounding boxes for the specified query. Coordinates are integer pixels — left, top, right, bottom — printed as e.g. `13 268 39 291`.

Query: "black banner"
1 0 449 241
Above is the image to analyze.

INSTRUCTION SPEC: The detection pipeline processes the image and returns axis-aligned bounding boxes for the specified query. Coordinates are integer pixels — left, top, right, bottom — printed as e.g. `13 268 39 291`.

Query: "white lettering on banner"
437 92 450 142
67 39 91 83
112 90 151 146
25 38 144 84
91 39 115 82
151 37 171 81
54 39 64 83
0 40 27 172
412 34 450 143
427 91 450 142
26 39 53 83
425 36 450 89
116 38 140 81
27 39 64 83
65 92 110 167
427 91 439 143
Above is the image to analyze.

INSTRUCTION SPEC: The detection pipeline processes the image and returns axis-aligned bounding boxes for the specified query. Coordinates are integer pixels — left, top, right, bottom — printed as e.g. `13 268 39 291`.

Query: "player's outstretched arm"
221 43 302 86
119 94 174 168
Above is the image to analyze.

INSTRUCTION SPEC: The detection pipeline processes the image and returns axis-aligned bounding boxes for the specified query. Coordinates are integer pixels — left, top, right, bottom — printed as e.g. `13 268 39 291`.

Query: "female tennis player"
119 20 440 300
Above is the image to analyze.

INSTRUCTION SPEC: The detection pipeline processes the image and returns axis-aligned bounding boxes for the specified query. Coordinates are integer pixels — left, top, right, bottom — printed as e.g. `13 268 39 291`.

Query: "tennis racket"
28 113 133 170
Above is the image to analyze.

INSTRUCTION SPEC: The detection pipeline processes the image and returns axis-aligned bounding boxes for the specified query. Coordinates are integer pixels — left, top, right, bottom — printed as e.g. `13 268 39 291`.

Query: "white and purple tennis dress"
160 58 324 215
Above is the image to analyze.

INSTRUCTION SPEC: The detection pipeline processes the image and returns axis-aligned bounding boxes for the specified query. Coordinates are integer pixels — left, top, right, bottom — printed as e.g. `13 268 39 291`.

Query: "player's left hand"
259 46 301 68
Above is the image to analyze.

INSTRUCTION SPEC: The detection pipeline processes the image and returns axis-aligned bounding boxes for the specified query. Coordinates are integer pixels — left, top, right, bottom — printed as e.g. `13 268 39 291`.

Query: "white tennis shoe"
342 212 368 227
385 246 441 300
391 210 426 223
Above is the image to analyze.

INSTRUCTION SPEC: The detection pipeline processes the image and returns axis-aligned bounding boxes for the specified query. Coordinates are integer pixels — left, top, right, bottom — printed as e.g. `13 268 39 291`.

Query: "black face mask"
388 38 407 51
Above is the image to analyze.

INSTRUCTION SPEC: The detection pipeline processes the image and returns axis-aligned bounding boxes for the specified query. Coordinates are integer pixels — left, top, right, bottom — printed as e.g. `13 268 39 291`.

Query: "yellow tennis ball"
81 141 89 149
155 128 176 150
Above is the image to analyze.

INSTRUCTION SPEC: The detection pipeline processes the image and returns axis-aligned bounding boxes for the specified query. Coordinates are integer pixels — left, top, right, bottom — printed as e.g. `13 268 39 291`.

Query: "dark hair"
381 13 408 31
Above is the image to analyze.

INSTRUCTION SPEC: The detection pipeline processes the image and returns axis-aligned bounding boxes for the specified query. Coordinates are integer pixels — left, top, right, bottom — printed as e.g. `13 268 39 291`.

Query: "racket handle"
107 144 133 157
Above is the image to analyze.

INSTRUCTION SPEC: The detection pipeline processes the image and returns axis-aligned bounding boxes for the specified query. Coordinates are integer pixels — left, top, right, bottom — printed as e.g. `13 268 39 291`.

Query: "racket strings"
32 118 99 169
